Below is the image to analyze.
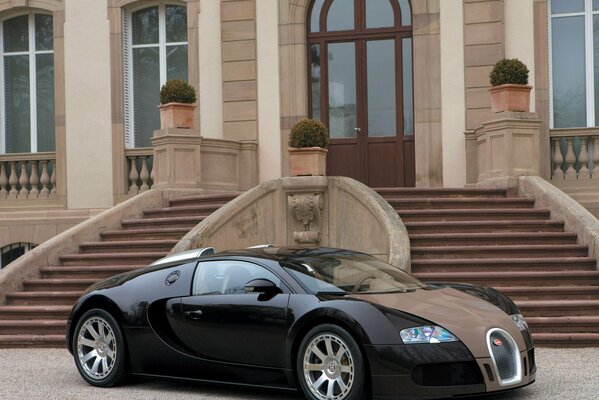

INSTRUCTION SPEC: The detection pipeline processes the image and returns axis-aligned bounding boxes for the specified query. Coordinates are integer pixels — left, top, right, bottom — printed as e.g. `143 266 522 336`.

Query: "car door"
168 260 291 368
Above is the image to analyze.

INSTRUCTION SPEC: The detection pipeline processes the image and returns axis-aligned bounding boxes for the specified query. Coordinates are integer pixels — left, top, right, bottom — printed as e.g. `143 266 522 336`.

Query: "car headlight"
400 326 459 344
511 314 528 331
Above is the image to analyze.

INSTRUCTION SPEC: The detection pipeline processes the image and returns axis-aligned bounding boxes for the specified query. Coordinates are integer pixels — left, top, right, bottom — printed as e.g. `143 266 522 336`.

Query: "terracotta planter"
288 147 328 176
489 84 532 113
158 102 197 129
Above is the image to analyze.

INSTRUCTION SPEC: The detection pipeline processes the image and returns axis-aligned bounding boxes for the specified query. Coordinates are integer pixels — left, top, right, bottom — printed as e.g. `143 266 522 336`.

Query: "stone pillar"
151 129 202 189
473 112 541 187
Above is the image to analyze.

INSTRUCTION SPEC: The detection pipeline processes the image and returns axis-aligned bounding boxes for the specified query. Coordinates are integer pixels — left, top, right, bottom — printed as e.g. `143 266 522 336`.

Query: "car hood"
350 287 526 357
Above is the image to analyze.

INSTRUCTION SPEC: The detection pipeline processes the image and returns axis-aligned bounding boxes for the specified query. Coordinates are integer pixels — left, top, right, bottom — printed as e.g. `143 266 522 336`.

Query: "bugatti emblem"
493 338 503 346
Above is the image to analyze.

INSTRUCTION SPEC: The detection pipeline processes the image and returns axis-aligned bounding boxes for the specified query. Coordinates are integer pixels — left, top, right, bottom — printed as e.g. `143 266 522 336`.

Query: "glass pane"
310 44 321 121
367 40 396 136
133 47 160 147
35 14 53 51
595 0 599 11
132 6 159 45
165 5 187 43
595 16 599 125
166 44 188 81
551 0 584 14
328 42 356 138
310 0 325 32
4 15 29 53
552 16 586 128
36 53 55 152
327 0 354 31
402 38 413 135
366 0 394 29
398 0 412 26
4 55 31 153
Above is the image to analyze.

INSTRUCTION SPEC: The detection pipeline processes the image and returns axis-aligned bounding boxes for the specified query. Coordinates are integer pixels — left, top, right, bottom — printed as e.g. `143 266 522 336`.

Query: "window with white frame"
0 12 54 154
124 2 188 148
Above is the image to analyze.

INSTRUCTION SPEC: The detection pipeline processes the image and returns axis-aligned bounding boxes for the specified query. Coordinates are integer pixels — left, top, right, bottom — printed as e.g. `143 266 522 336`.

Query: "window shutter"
123 9 133 149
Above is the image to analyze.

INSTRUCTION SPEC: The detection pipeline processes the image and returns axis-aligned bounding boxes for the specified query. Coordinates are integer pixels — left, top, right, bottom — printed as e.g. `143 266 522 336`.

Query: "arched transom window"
124 2 188 148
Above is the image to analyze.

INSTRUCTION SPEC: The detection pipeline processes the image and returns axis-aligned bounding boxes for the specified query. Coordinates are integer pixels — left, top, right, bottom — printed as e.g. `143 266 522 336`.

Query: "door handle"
184 309 203 320
354 127 361 133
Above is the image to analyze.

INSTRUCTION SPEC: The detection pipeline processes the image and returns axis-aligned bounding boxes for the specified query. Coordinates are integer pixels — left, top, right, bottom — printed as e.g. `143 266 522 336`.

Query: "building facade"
0 0 596 261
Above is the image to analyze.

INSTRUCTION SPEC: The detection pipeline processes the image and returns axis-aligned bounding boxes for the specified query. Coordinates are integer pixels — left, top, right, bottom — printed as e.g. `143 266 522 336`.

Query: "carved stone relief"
287 192 324 244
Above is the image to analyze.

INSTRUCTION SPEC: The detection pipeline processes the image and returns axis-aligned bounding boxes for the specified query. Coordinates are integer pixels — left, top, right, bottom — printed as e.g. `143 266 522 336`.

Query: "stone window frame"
107 0 199 199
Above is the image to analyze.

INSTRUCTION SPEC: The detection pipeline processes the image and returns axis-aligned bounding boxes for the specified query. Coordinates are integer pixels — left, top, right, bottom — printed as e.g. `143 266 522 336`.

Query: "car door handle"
183 309 203 320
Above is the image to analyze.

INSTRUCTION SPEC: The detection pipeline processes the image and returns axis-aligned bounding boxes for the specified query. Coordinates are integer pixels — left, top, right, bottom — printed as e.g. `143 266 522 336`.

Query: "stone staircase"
376 187 599 347
0 193 237 348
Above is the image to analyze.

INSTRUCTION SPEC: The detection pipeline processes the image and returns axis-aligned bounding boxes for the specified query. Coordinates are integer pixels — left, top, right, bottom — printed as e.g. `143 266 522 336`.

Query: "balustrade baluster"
128 156 139 194
50 160 56 197
18 161 30 199
593 137 599 178
578 137 591 180
150 157 154 186
564 137 577 180
552 138 564 179
0 162 7 199
8 161 18 199
39 160 50 198
29 161 39 198
139 156 150 192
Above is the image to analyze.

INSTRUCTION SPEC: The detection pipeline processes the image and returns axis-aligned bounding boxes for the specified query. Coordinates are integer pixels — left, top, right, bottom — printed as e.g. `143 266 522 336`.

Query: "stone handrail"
170 176 411 271
0 152 56 200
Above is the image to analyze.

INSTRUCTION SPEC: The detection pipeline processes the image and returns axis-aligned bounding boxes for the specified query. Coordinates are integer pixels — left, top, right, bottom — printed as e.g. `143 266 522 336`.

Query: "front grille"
486 328 522 386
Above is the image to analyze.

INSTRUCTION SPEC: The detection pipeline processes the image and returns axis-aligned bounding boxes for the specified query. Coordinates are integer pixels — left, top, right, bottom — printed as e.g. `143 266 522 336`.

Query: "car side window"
192 261 282 296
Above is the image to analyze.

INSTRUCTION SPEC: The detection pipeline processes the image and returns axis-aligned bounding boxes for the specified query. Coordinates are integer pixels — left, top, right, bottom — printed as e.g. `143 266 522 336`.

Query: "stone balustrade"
551 132 599 181
0 153 56 200
125 148 154 195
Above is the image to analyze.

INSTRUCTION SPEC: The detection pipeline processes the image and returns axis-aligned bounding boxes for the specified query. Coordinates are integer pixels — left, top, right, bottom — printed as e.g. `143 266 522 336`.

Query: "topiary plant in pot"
288 119 329 176
158 79 197 129
488 58 532 113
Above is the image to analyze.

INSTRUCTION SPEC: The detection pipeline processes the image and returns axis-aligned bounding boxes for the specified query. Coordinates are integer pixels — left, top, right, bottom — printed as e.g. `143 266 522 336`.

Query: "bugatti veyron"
67 246 535 400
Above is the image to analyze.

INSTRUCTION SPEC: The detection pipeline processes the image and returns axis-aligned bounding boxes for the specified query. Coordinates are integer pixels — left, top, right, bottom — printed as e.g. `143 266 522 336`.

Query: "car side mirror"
245 279 282 295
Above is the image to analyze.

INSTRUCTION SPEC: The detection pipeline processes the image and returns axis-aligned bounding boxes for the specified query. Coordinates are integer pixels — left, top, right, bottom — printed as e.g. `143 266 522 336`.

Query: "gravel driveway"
0 348 597 400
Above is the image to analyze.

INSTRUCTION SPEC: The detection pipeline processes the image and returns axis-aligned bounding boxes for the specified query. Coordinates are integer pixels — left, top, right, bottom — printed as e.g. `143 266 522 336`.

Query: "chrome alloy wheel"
303 333 355 400
76 316 118 381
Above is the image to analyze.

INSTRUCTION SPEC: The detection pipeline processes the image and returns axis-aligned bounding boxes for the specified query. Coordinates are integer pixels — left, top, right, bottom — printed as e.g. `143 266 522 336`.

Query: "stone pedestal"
467 112 541 187
151 128 202 189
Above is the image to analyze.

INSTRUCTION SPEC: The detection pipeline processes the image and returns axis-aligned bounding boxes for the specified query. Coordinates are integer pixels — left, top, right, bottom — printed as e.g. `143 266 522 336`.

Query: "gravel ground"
0 348 597 400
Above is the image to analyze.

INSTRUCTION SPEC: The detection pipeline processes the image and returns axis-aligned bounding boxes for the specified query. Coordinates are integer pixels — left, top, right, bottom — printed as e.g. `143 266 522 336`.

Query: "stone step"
167 193 239 208
0 334 66 349
100 227 189 242
375 187 507 198
405 220 565 234
120 216 205 230
526 316 599 334
0 320 66 335
59 252 166 266
413 271 599 286
495 286 599 301
0 305 71 320
516 300 599 317
413 257 596 273
23 278 98 292
79 240 178 254
397 208 552 222
5 291 83 306
409 232 578 247
385 197 535 210
143 204 223 218
411 244 588 260
40 265 139 279
531 333 599 347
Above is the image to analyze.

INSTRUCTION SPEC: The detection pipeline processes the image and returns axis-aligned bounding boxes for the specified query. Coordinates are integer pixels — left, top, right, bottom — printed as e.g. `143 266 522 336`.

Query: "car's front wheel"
73 308 128 387
297 324 366 400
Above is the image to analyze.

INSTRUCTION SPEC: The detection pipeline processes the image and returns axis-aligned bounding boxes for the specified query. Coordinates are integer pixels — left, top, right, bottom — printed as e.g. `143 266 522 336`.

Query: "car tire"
297 324 367 400
73 308 129 387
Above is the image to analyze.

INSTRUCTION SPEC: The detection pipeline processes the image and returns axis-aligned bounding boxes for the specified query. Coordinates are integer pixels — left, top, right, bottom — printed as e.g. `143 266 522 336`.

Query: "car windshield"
282 253 426 294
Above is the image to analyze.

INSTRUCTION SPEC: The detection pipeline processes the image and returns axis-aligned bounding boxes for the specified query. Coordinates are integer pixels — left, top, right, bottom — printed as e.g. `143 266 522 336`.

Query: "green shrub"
288 119 329 148
160 79 197 104
489 58 529 86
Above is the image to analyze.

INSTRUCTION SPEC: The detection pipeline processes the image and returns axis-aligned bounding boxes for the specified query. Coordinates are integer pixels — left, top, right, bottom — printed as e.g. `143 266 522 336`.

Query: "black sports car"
67 246 535 400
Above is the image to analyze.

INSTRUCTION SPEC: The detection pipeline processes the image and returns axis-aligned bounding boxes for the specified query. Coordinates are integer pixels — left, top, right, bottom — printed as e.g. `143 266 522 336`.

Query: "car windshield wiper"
316 290 347 296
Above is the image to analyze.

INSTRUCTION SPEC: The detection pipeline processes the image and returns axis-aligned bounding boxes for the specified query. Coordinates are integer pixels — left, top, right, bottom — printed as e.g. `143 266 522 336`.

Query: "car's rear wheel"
297 324 366 400
73 308 128 387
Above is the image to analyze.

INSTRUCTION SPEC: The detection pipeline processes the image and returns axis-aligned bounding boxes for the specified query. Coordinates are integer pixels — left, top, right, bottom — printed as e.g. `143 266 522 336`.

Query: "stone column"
151 129 202 189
